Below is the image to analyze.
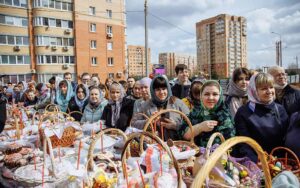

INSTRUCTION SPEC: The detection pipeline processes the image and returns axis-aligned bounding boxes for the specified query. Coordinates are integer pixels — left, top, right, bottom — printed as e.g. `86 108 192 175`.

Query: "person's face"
201 85 220 109
91 77 100 86
13 87 20 93
18 84 24 91
140 85 150 99
133 84 141 98
77 88 85 100
106 79 113 87
90 89 100 104
235 73 250 90
272 70 287 86
64 74 72 82
27 92 35 101
177 69 189 83
154 87 168 101
127 78 135 88
100 89 106 98
60 85 68 95
82 75 91 85
257 84 275 104
110 87 121 101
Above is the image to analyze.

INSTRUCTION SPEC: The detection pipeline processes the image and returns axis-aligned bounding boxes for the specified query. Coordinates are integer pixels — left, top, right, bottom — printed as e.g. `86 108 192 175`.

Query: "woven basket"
4 108 24 139
121 131 183 188
142 109 199 167
68 111 83 122
191 136 272 188
269 146 300 177
38 112 76 149
45 104 60 113
87 128 128 171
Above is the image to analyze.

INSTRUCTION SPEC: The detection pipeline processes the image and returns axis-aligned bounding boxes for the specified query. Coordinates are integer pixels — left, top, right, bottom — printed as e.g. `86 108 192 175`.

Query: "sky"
125 0 300 69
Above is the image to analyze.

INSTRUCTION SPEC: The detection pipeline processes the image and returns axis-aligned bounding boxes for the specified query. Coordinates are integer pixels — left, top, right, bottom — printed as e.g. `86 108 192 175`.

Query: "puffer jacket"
81 100 108 123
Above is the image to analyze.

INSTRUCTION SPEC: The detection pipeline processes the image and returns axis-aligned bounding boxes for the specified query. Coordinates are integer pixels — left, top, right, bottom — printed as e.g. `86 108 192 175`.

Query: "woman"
90 75 100 88
55 80 74 112
68 84 89 121
99 84 109 100
81 86 108 123
24 91 38 107
133 77 152 113
101 82 134 131
182 79 205 110
105 77 114 90
126 81 141 101
225 67 251 119
235 73 289 162
34 83 51 110
132 75 189 140
180 80 235 147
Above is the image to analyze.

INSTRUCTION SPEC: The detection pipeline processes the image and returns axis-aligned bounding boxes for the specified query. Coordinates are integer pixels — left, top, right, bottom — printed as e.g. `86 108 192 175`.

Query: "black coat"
285 111 300 158
67 96 88 121
101 98 134 131
234 102 289 162
171 83 190 99
275 85 300 116
0 95 7 133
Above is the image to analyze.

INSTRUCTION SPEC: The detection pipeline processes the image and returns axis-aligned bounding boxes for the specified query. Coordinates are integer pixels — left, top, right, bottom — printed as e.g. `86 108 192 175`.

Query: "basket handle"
129 112 149 127
38 111 71 129
191 136 271 188
270 146 300 166
205 132 226 159
42 130 57 178
87 128 129 171
121 131 182 188
45 104 60 113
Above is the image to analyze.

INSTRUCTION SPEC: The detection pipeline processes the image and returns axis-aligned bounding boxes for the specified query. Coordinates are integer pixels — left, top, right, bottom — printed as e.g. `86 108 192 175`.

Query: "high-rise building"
159 52 197 78
127 45 151 78
0 0 126 84
196 14 247 79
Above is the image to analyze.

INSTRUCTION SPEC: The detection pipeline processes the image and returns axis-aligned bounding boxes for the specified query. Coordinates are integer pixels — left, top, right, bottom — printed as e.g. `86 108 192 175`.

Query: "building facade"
127 45 151 78
0 0 126 84
158 52 197 78
196 14 247 79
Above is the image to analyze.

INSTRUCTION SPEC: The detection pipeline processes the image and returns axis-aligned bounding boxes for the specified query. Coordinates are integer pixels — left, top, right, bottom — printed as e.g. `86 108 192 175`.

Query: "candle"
58 145 61 162
33 152 37 170
42 162 45 188
100 121 103 153
159 150 163 176
136 160 145 187
77 140 82 170
160 124 164 142
124 163 129 188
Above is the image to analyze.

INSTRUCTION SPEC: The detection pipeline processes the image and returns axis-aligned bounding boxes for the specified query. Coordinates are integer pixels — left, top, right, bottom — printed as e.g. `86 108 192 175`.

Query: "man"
0 87 6 133
81 72 91 86
171 64 191 99
268 66 300 115
64 72 76 90
126 77 135 96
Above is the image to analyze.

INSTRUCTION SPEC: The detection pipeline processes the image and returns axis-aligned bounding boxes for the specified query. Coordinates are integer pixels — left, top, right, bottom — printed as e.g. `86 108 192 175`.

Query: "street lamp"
144 0 148 77
137 47 143 77
271 31 282 67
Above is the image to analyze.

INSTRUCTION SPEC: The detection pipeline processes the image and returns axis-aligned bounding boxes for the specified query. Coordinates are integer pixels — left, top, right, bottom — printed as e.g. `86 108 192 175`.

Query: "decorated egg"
240 170 248 178
275 161 282 169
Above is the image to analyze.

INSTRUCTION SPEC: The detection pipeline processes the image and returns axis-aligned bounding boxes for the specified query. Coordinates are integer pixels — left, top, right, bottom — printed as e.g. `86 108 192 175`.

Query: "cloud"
246 8 275 34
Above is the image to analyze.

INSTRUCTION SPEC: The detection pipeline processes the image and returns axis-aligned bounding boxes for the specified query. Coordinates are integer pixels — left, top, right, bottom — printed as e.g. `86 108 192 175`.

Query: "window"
107 42 112 50
90 23 96 32
37 55 74 64
106 0 111 2
108 57 113 66
91 57 97 65
89 6 95 15
106 9 112 18
106 25 112 34
108 73 114 78
90 40 96 49
0 35 6 44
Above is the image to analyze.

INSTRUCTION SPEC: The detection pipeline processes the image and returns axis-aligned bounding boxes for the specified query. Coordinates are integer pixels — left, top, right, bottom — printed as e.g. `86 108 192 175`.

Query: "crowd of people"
0 64 300 162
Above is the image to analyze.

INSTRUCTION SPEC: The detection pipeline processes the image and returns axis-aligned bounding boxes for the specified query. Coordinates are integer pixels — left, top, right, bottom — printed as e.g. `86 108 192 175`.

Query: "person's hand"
197 120 218 132
160 118 177 130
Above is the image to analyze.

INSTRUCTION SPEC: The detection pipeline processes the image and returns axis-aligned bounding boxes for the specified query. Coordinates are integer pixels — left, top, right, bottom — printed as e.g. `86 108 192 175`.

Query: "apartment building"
0 0 126 84
127 45 151 78
158 52 197 78
196 14 247 79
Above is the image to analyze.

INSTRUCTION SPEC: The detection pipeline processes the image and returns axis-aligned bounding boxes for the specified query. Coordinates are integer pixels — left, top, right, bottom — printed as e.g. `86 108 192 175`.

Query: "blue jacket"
81 100 108 123
234 102 289 162
284 111 300 158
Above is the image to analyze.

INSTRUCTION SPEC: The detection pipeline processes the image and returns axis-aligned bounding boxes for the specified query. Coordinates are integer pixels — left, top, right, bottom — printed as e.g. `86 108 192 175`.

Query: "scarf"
227 79 247 97
56 80 74 112
109 82 125 127
74 84 89 111
150 75 172 108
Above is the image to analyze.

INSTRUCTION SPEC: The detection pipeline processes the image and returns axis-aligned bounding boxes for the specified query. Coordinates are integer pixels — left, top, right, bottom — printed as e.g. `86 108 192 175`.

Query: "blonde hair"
267 66 285 76
255 73 274 88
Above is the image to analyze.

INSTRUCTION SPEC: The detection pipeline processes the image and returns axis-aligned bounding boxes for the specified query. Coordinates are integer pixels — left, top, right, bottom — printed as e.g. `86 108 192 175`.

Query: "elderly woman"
133 77 152 114
132 75 189 140
126 81 141 101
81 86 108 123
180 80 235 147
101 82 134 131
68 84 89 121
235 73 289 162
225 67 251 119
55 80 74 112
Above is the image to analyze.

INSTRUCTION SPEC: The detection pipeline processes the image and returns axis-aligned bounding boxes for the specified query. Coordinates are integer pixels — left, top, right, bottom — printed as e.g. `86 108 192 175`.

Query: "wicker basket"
38 112 76 149
269 146 300 177
68 111 83 121
4 108 24 139
45 104 60 113
121 131 183 188
191 136 272 188
142 109 199 167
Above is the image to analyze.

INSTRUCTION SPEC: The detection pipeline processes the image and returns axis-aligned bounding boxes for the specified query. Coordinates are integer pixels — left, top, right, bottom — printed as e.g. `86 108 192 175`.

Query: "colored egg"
272 166 281 172
240 170 248 178
275 161 282 168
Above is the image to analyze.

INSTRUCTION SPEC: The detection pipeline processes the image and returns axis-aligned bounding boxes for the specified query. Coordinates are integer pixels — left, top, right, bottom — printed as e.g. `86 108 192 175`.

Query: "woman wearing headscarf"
133 77 152 114
101 82 135 131
55 80 74 112
34 83 51 110
68 84 89 121
234 73 289 162
225 67 251 119
132 75 189 140
180 80 235 147
81 86 108 123
182 79 205 110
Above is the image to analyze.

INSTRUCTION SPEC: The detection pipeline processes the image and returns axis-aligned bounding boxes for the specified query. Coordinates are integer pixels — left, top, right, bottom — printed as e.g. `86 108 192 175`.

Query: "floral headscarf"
150 75 172 108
